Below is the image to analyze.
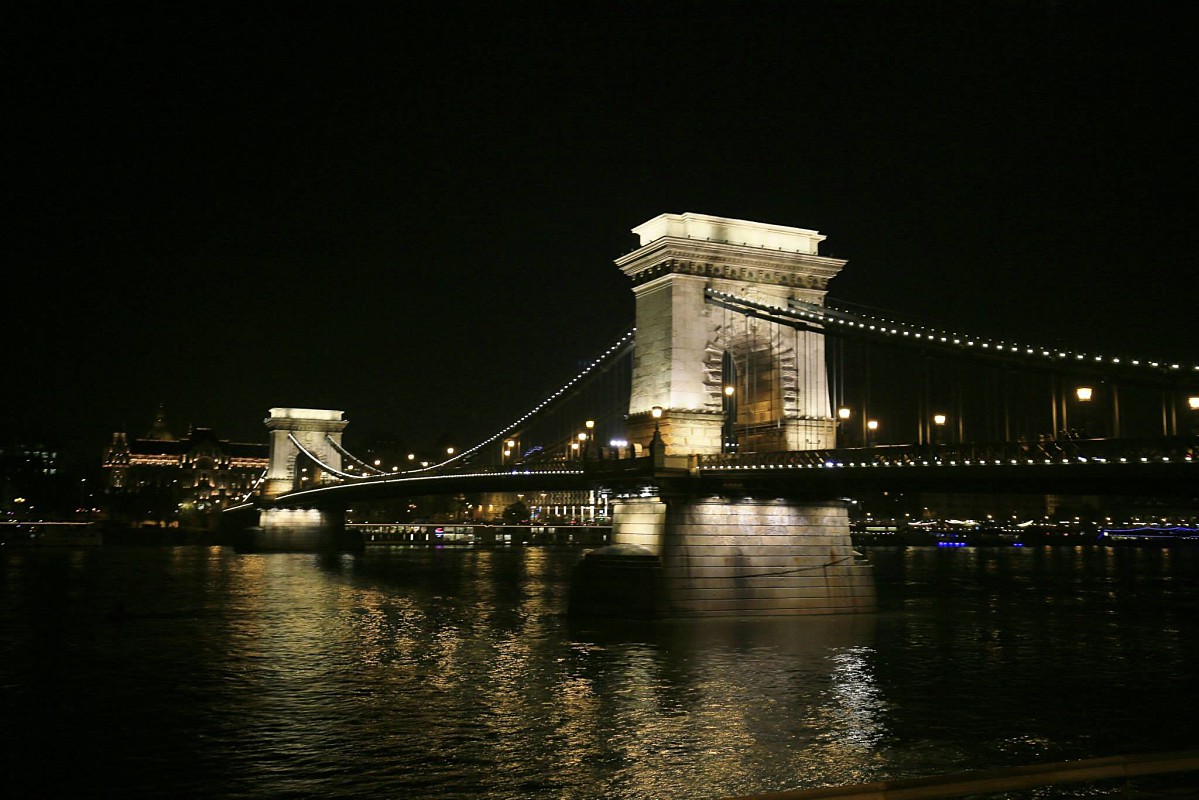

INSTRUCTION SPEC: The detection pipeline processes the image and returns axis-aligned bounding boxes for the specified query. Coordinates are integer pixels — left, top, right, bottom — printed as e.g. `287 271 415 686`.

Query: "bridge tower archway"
262 407 348 498
616 212 846 454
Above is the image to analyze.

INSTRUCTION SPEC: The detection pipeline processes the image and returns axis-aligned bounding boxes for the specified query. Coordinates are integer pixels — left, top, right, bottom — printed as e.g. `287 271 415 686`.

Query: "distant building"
102 407 268 526
471 489 605 523
0 442 66 518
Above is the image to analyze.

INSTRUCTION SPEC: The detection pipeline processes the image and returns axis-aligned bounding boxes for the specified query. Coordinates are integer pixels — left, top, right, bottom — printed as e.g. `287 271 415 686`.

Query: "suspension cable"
400 327 637 474
705 288 1199 385
287 433 355 480
325 435 386 475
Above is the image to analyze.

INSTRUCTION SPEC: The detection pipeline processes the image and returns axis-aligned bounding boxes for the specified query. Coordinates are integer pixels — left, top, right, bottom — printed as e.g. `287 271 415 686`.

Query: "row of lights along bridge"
835 388 1199 447
507 418 637 464
346 390 1199 473
342 446 459 475
553 384 1199 462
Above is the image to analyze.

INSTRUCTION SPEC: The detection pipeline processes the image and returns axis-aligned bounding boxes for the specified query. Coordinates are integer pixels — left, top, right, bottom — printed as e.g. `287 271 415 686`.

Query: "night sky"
6 1 1196 461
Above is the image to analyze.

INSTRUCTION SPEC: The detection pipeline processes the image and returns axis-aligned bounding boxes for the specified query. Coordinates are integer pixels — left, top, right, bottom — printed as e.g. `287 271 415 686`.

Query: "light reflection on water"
2 544 1198 798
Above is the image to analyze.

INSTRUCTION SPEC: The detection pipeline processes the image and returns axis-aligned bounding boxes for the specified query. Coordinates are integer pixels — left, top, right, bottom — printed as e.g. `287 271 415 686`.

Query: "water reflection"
202 547 894 798
3 545 1199 799
824 647 886 748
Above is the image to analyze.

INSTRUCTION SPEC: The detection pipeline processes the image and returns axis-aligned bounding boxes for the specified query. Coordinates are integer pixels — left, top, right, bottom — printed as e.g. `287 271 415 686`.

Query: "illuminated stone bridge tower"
617 212 846 455
262 407 348 498
573 214 874 618
252 407 349 552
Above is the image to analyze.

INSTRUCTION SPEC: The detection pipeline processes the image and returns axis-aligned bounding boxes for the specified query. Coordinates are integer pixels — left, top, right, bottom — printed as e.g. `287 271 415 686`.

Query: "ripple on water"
2 545 1199 798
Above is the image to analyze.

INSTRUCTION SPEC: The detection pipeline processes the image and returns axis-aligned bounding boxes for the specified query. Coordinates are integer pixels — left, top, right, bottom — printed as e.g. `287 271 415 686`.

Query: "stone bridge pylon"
572 213 876 618
262 407 348 497
617 212 845 455
248 407 350 552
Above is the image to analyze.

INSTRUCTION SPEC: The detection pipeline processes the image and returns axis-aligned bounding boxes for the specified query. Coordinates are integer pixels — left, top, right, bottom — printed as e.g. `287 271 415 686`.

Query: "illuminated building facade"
102 408 268 525
472 489 604 523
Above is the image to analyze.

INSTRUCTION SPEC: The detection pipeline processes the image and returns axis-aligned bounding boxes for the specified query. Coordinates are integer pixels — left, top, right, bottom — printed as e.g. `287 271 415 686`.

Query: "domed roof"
144 404 175 441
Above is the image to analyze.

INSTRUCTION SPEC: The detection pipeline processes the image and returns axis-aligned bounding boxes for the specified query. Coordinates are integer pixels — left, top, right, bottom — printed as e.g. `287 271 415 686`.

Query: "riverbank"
0 521 236 548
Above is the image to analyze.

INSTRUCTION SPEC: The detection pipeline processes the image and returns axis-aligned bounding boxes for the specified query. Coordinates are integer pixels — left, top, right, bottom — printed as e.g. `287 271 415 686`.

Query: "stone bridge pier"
570 494 875 618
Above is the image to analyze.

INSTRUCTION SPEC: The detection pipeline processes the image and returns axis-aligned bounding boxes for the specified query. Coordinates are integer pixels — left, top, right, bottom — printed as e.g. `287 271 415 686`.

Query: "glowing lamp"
867 420 879 431
837 407 851 420
651 406 663 419
933 414 947 426
1075 386 1093 402
1188 396 1199 410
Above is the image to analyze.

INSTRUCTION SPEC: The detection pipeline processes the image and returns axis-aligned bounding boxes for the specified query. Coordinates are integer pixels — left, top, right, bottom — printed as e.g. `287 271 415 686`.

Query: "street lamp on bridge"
722 385 739 453
836 406 851 447
649 406 665 464
1074 386 1094 438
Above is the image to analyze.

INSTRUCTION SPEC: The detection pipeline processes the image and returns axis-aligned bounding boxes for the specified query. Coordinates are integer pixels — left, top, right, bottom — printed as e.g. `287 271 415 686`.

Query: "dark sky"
5 1 1196 459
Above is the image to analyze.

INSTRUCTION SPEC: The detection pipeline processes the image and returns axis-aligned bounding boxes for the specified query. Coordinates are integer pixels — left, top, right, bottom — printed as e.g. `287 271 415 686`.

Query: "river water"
3 543 1197 799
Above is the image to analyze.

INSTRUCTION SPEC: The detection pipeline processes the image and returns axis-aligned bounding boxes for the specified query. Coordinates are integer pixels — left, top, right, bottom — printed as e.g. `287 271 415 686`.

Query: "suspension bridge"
226 212 1199 618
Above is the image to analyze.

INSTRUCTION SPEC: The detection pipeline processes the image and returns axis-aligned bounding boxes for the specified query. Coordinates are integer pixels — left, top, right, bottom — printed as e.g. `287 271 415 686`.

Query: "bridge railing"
345 437 1196 478
697 436 1198 470
346 462 595 482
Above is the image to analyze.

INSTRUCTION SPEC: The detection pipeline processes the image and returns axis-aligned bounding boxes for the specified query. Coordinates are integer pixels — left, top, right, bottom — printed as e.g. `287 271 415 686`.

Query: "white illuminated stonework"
617 212 846 454
263 407 348 497
608 496 876 616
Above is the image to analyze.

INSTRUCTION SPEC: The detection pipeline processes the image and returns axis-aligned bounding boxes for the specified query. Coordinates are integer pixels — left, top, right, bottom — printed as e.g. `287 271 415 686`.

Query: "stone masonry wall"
611 496 876 617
